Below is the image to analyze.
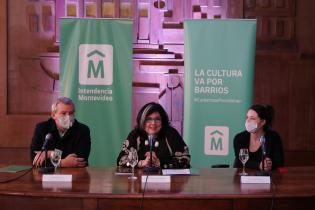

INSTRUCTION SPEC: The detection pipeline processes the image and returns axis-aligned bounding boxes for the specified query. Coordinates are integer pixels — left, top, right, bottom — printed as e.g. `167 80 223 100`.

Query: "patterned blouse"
117 126 190 169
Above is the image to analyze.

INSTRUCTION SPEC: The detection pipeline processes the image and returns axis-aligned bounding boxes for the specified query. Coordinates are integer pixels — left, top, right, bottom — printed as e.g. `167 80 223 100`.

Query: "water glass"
239 148 249 175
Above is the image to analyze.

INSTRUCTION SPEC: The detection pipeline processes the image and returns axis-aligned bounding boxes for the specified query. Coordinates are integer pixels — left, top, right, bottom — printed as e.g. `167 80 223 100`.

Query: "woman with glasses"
117 102 190 169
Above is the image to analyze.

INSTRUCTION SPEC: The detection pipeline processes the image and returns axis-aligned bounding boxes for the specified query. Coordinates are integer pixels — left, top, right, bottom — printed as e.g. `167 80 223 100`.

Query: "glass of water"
127 147 138 180
239 148 249 175
50 149 62 172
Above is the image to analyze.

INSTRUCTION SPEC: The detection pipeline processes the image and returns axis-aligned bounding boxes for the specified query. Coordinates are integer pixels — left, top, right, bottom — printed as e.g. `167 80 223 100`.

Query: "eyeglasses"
145 117 162 124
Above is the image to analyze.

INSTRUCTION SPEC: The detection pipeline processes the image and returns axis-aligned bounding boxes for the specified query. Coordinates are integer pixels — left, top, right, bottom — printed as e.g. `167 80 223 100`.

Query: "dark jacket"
30 118 91 166
233 130 284 170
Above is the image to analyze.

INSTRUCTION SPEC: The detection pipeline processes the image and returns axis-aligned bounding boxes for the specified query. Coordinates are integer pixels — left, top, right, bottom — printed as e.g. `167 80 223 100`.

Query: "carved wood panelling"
255 17 295 41
244 0 296 44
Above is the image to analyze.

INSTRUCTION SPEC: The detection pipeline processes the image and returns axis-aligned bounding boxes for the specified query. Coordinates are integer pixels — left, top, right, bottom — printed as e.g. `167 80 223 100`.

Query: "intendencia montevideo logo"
204 126 229 155
79 44 113 85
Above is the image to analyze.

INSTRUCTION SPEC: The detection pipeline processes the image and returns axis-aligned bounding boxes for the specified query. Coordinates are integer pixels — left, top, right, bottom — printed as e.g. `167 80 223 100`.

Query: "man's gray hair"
51 97 75 113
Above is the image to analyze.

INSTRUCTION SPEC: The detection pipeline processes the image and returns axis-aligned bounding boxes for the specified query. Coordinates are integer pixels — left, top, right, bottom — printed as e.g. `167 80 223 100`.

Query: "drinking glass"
127 147 138 180
50 149 62 172
239 148 249 175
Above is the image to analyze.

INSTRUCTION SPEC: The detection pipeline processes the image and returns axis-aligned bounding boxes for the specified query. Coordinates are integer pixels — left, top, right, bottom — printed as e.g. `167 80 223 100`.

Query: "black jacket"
30 118 91 166
233 130 284 170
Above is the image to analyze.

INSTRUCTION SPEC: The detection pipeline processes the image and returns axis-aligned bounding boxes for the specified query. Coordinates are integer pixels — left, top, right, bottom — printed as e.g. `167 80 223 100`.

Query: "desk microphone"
149 134 154 166
42 133 52 150
144 134 160 173
260 136 266 172
39 133 54 173
260 136 266 157
256 136 270 176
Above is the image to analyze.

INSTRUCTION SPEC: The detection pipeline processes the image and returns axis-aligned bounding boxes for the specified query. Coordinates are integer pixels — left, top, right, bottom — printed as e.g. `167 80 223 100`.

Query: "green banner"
184 19 256 168
60 18 133 166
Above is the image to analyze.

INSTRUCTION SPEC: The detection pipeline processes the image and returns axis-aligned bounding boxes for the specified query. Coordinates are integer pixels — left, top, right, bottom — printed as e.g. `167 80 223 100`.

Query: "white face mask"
245 121 258 133
58 115 74 129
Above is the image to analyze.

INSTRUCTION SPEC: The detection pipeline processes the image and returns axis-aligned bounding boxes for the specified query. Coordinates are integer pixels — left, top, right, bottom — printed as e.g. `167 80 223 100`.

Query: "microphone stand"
38 142 54 173
256 136 271 176
144 135 160 173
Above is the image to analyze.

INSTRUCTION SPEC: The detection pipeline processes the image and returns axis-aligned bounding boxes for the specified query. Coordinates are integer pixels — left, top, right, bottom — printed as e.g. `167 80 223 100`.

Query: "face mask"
245 121 258 133
58 115 74 129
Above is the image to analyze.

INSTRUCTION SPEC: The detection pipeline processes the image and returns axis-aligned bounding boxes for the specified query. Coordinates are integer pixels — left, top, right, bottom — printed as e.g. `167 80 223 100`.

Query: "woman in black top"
117 102 190 169
233 104 284 171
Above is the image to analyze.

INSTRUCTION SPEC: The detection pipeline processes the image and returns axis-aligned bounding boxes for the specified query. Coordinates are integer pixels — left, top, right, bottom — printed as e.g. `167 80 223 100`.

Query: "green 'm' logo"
87 50 105 78
204 126 229 155
209 130 223 151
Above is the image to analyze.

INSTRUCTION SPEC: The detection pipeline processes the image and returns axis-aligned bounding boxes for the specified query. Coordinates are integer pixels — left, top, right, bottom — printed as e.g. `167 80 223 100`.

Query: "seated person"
30 97 91 168
117 102 190 169
233 104 284 171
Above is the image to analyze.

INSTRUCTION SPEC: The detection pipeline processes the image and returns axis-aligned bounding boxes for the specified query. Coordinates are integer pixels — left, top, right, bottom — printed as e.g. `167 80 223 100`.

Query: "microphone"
149 134 154 166
38 133 54 173
42 133 52 150
260 136 266 156
256 135 270 176
144 134 160 173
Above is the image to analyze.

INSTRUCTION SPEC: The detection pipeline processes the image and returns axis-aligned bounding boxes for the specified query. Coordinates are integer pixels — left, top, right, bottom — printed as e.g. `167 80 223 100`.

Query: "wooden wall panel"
0 0 48 163
288 60 315 151
245 0 296 50
254 54 315 165
0 148 30 165
296 1 315 54
245 0 295 16
254 54 291 150
285 151 315 166
0 0 6 115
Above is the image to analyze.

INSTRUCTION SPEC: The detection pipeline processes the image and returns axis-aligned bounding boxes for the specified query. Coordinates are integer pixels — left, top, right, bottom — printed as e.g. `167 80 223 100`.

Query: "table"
0 167 314 210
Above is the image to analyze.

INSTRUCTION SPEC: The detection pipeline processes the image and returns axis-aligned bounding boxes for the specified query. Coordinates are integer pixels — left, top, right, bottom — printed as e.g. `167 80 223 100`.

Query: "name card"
42 181 72 190
42 174 72 182
241 183 271 191
162 169 191 175
141 175 171 191
141 175 171 183
241 175 271 184
141 182 171 191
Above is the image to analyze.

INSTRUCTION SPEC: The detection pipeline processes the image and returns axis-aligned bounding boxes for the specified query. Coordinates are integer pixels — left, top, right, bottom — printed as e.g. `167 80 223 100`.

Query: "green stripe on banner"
184 19 257 168
60 18 133 166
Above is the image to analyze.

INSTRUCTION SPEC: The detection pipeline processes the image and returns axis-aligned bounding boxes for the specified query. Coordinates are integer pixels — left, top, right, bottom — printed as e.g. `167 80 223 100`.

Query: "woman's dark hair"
136 102 170 133
249 104 275 131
